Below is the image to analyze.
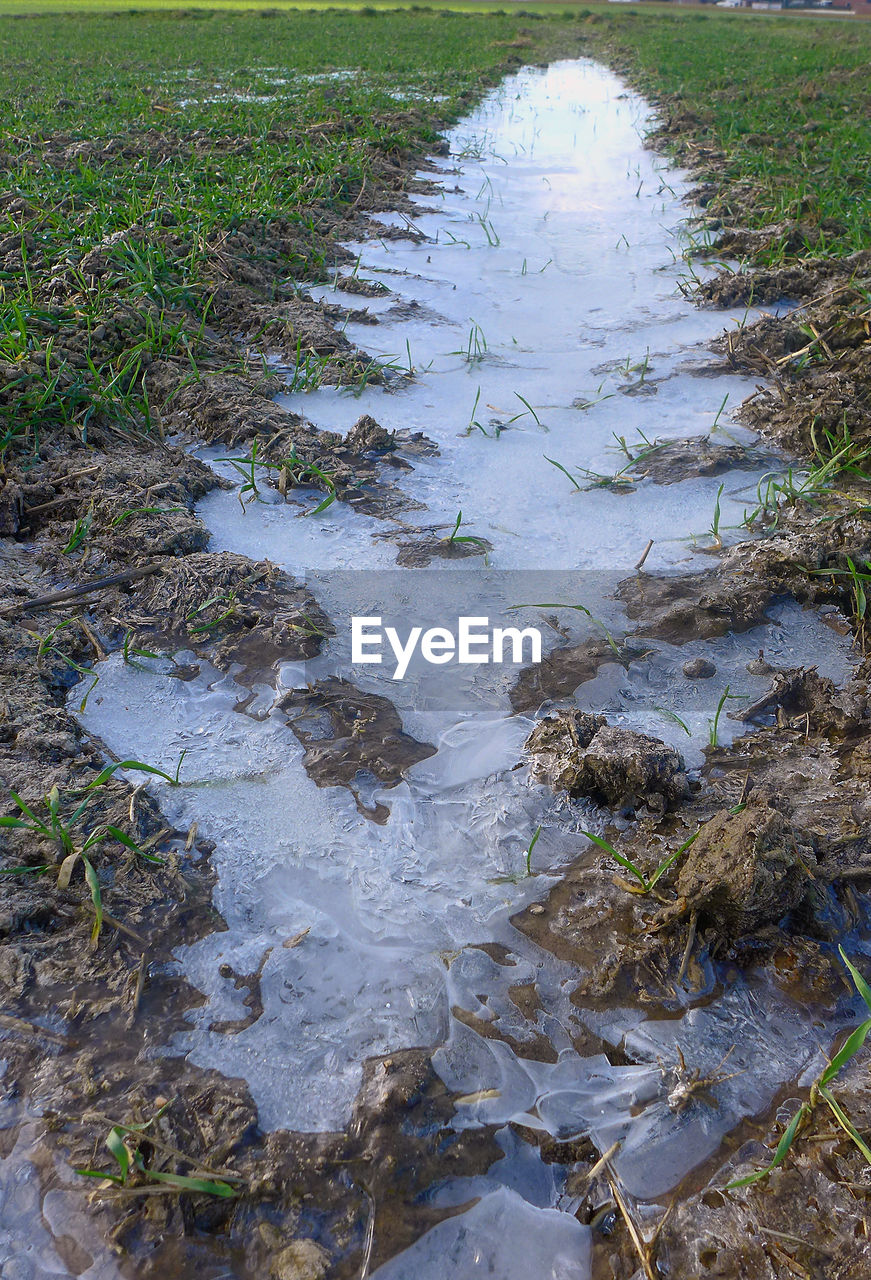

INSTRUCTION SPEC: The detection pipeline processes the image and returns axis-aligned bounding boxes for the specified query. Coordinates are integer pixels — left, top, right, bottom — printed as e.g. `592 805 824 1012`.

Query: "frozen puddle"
75 60 855 1276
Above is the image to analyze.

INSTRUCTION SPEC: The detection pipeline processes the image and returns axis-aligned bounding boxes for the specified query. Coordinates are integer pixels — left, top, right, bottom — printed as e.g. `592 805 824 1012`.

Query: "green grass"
0 6 589 456
0 5 868 458
444 509 488 546
581 825 701 897
589 8 871 261
0 773 171 943
77 1100 244 1197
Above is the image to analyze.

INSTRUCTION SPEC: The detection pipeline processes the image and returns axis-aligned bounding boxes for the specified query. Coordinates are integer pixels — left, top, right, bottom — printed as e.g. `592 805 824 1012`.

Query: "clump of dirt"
111 551 331 676
614 501 871 647
3 437 222 544
718 280 871 459
158 371 436 515
732 666 866 736
660 797 817 938
334 273 391 297
698 245 871 308
526 709 691 813
395 534 492 567
627 434 781 485
515 667 871 1014
384 520 493 567
615 566 775 645
278 676 436 821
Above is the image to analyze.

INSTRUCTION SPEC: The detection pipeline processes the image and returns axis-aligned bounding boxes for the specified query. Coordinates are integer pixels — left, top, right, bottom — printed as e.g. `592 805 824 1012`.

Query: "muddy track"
0 83 518 1280
1 31 871 1280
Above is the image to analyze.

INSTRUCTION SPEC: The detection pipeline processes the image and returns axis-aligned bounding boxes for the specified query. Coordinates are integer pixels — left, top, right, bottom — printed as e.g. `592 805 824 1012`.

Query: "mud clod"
664 799 816 937
110 550 330 675
527 710 690 813
629 435 779 485
335 273 391 297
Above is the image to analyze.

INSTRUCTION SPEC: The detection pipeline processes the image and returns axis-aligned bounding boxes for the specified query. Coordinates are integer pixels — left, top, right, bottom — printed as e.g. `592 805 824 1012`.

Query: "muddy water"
73 61 853 1276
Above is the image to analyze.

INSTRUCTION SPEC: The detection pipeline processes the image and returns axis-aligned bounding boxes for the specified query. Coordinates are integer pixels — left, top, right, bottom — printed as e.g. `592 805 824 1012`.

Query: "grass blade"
839 945 871 1014
544 455 581 491
525 824 542 876
580 830 648 892
726 1103 810 1189
106 1126 131 1181
819 1017 871 1087
8 791 51 833
87 759 179 789
106 825 164 865
648 827 702 890
82 854 102 944
654 707 691 736
818 1086 871 1164
305 491 337 517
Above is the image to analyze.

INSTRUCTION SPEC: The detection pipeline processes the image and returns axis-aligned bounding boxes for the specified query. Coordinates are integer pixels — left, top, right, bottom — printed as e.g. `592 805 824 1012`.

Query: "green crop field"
0 3 868 452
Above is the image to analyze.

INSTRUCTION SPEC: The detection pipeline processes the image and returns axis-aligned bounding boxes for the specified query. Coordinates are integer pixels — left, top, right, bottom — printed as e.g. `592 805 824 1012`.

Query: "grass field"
596 9 871 257
0 4 868 454
0 8 587 451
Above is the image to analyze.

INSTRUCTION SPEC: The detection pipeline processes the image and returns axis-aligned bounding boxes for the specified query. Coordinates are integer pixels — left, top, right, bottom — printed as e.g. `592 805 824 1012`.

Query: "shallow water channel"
66 60 854 1277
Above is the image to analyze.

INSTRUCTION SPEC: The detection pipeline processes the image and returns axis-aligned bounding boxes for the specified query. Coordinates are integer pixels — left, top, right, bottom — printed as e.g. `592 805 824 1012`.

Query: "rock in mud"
683 657 716 679
269 1239 330 1280
665 799 816 937
526 710 690 812
746 650 774 675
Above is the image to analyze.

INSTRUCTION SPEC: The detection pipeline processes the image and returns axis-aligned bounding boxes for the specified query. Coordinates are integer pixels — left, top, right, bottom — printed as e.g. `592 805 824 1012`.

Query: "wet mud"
278 677 437 821
527 710 691 814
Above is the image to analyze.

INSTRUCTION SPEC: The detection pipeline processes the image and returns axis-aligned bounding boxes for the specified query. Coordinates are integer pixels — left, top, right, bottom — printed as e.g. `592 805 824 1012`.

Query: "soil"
278 676 437 822
526 710 691 814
